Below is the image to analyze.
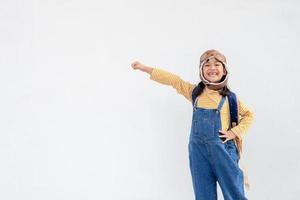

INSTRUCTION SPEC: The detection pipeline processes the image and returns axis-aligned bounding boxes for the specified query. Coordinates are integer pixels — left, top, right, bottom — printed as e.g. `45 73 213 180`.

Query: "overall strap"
217 96 226 111
227 92 239 127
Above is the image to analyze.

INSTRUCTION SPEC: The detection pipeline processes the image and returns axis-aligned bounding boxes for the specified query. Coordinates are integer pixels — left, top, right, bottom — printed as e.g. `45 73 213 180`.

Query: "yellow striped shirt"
149 67 254 141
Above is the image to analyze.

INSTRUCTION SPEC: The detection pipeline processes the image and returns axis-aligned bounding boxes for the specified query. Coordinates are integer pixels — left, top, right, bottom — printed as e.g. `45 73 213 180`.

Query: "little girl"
131 49 254 200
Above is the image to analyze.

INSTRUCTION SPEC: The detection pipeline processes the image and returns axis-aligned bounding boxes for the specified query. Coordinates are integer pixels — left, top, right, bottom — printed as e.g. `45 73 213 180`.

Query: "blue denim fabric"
188 96 247 200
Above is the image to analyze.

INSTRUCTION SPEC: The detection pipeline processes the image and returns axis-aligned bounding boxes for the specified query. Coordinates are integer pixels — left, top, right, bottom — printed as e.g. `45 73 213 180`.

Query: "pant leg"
212 141 247 200
188 141 217 200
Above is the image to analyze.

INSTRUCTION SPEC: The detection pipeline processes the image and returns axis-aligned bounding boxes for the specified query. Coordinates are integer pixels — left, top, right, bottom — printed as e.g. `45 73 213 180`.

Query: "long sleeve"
230 98 254 140
149 68 196 102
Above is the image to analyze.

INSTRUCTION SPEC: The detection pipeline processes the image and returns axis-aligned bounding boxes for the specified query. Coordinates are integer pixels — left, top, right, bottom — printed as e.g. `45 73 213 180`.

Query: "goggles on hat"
200 51 227 65
199 56 227 69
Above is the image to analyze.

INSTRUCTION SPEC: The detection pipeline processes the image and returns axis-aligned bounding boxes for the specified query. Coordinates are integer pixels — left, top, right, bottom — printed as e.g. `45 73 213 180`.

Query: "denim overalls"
188 95 247 200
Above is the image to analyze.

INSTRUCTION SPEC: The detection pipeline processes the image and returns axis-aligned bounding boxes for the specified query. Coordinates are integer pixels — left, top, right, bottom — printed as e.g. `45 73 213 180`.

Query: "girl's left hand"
218 130 237 143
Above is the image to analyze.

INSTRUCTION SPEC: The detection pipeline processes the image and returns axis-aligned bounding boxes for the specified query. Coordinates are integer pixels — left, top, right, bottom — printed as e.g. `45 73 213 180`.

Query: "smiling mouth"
207 72 218 76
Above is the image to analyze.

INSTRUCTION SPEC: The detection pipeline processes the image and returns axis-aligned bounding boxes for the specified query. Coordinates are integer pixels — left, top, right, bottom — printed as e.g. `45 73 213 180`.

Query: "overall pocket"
225 140 239 164
192 119 215 139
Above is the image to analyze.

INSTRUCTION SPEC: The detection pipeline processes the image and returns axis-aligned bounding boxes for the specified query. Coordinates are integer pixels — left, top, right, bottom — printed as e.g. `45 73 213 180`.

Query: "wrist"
142 66 153 74
230 130 238 138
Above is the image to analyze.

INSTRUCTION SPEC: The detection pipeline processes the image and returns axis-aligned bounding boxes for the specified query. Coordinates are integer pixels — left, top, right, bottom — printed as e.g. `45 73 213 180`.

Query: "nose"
207 65 216 70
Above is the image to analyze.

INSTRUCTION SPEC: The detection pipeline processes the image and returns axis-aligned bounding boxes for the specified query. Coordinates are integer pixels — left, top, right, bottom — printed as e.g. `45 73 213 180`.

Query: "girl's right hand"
131 61 145 71
131 61 153 74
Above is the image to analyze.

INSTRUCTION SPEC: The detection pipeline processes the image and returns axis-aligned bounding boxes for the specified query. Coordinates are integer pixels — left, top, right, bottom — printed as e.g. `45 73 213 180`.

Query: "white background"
1 0 299 199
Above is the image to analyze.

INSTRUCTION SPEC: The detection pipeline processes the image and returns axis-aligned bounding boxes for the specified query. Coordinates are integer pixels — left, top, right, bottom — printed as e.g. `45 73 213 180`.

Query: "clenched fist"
131 60 153 74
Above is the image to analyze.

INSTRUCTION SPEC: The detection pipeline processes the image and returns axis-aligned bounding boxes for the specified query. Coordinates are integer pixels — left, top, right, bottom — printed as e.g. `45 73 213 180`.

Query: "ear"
223 67 227 75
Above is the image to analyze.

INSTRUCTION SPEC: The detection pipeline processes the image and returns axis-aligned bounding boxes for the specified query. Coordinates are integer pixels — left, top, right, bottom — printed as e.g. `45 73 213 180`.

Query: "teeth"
208 72 217 75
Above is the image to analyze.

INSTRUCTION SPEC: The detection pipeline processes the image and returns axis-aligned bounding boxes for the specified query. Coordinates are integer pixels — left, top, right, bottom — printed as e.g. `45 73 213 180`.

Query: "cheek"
202 69 209 78
202 68 208 74
220 68 226 76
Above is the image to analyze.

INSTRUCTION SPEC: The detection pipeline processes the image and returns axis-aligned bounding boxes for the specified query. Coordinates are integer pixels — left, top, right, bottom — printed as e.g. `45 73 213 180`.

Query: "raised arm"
131 60 196 102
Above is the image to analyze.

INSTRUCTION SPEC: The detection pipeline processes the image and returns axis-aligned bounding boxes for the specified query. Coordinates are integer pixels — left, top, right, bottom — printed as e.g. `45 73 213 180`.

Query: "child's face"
202 58 227 83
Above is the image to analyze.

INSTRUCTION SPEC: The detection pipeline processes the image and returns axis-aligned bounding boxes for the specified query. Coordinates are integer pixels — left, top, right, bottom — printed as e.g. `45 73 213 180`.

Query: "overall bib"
188 96 247 200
